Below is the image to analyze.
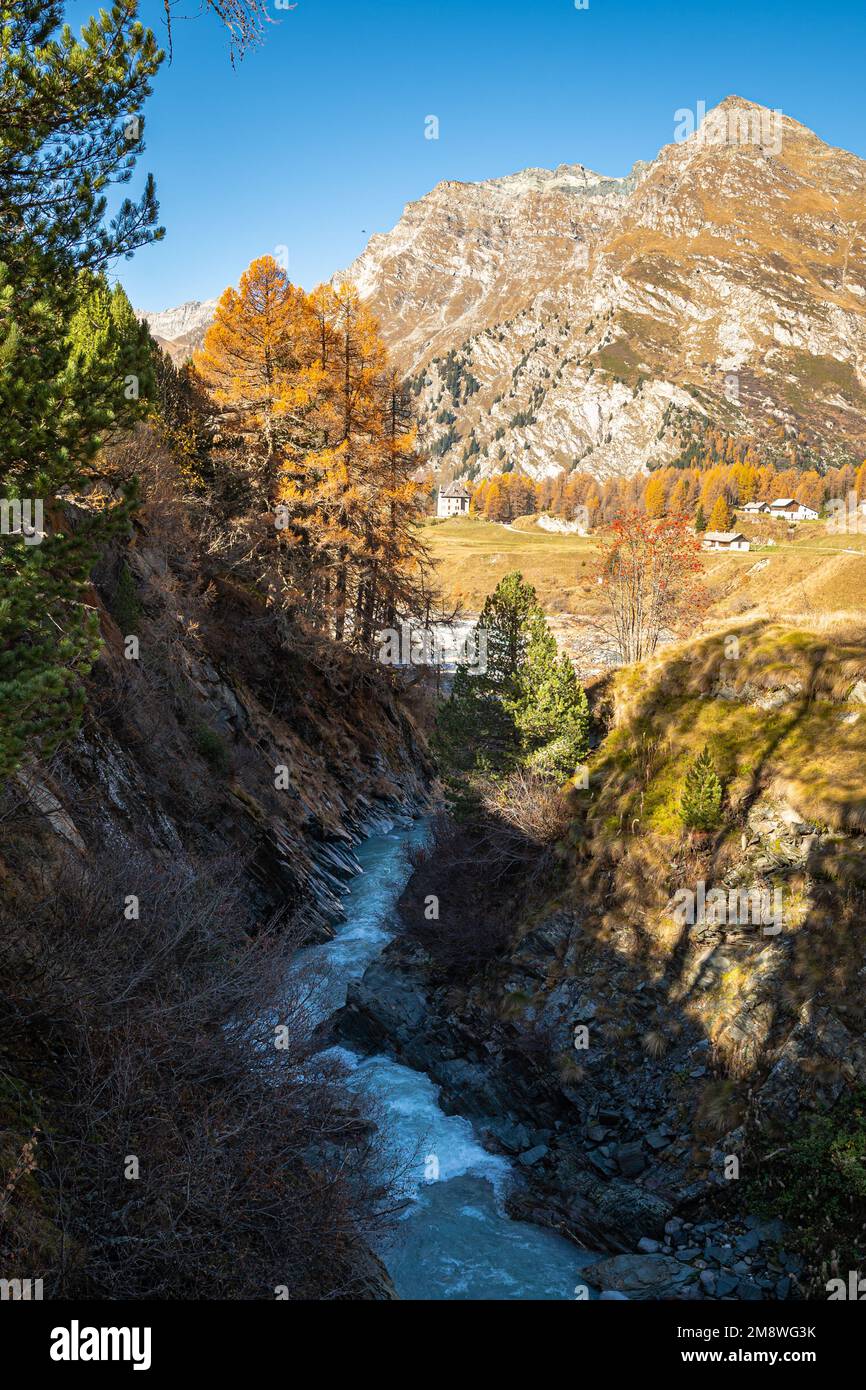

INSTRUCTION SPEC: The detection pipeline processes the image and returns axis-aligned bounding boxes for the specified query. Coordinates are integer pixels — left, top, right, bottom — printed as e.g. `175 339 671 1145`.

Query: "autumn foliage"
586 510 709 665
194 257 433 651
465 436 866 528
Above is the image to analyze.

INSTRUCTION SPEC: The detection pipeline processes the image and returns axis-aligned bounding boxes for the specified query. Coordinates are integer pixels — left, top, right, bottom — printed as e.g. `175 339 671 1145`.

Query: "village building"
703 530 751 552
768 497 819 522
436 483 471 518
742 500 769 515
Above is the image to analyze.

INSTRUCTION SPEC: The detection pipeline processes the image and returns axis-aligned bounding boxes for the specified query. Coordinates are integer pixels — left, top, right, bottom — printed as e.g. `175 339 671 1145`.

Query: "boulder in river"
583 1253 699 1300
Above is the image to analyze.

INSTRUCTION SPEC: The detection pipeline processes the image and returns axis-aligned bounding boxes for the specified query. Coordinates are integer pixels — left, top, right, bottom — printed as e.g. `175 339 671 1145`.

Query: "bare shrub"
0 846 393 1299
397 815 515 978
397 780 570 980
483 769 572 847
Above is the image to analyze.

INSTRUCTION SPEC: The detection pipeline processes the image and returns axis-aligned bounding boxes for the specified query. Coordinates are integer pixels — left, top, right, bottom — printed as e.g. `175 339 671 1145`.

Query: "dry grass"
588 621 866 836
694 1078 746 1137
421 515 596 611
642 1029 669 1059
423 515 866 629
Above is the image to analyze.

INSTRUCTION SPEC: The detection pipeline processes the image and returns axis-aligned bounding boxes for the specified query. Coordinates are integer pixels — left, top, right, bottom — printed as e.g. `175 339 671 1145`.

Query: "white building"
768 497 819 522
703 530 751 552
742 501 769 515
437 483 470 518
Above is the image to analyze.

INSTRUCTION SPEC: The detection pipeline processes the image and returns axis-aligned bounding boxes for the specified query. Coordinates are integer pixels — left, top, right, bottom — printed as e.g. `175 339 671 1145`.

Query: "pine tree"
435 573 540 779
516 612 590 778
0 3 163 780
279 281 428 646
195 255 321 500
111 561 141 636
195 264 432 648
304 282 396 644
668 476 689 515
435 572 590 785
694 502 707 532
369 367 431 641
1 3 162 270
680 745 724 831
153 356 215 492
477 571 539 692
644 473 667 518
433 660 518 784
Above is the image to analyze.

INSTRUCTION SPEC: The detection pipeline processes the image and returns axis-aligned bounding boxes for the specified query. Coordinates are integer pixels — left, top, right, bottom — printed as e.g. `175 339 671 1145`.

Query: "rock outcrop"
9 508 432 939
339 98 866 480
333 620 866 1299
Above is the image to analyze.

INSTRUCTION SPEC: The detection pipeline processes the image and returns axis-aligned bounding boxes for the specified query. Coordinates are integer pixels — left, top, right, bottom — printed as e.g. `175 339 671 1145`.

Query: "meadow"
422 515 866 629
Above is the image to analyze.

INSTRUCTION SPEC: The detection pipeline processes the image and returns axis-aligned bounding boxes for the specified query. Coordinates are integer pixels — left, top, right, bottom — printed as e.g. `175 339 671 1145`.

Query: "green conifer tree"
478 570 540 693
434 572 591 791
516 612 590 779
680 744 724 831
0 1 163 780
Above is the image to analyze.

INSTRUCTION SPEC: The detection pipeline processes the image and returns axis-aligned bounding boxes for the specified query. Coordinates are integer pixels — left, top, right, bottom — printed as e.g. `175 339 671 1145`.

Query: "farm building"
768 498 819 522
703 530 751 552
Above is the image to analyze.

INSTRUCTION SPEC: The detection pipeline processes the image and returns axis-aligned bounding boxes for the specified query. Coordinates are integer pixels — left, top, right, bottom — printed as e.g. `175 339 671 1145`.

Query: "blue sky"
115 0 866 311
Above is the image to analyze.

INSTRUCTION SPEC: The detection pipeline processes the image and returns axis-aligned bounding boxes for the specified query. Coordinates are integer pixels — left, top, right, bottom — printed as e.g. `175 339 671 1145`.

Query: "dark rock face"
333 861 865 1299
331 648 866 1301
754 1003 866 1128
19 525 433 947
5 526 435 1304
582 1253 697 1300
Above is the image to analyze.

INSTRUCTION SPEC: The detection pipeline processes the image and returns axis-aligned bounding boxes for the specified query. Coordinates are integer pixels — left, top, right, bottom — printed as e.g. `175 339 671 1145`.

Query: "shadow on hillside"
402 624 866 1229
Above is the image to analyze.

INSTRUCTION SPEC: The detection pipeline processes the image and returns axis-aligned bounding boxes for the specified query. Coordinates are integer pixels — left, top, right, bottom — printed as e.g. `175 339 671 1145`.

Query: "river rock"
573 1174 672 1243
737 1280 765 1301
582 1253 696 1299
435 1058 507 1119
518 1144 549 1167
338 955 429 1049
616 1141 646 1177
481 1118 531 1154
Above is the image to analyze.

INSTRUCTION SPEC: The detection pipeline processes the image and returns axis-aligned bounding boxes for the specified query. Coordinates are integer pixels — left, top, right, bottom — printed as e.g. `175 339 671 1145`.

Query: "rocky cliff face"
27 529 429 930
340 97 866 481
0 503 431 1300
333 621 866 1298
137 298 219 365
141 99 866 481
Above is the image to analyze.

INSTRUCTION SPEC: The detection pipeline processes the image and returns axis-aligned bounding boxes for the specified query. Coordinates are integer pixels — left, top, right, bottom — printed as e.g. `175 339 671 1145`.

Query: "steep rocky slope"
335 621 866 1298
15 514 430 929
0 501 431 1297
341 97 866 481
137 298 219 364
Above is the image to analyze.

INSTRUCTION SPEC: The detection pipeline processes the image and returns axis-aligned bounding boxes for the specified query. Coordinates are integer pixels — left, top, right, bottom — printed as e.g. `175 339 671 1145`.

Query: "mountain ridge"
142 97 866 482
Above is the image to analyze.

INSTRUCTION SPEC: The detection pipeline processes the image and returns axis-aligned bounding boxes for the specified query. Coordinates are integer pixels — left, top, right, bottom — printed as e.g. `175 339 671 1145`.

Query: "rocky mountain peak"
140 99 866 483
136 297 220 364
341 97 866 482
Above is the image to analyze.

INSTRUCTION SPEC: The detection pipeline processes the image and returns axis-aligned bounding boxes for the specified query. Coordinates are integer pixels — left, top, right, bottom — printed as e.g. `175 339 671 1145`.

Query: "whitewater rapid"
295 818 598 1300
